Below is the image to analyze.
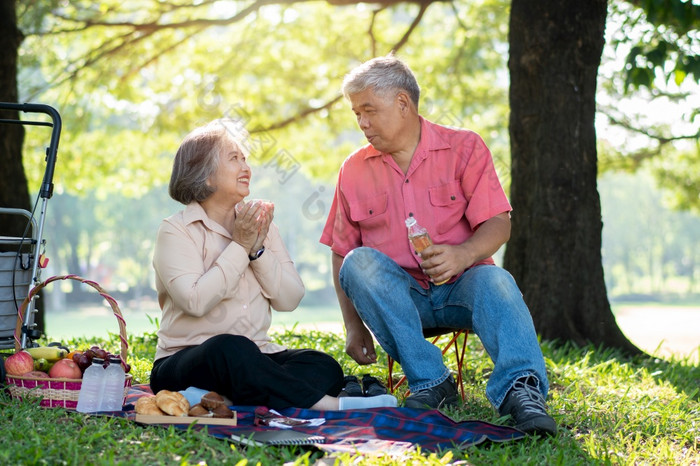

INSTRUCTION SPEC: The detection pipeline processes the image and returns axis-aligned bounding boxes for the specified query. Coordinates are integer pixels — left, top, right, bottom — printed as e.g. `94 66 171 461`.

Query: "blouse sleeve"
153 218 249 317
249 222 305 312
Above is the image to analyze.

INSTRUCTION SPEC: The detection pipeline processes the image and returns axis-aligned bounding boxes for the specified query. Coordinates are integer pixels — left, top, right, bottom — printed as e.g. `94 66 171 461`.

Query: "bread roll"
188 403 212 417
155 390 190 417
135 396 166 416
211 404 235 419
200 391 226 411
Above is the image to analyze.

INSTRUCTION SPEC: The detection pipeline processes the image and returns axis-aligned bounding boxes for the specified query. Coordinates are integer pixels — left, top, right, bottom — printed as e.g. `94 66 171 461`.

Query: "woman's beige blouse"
152 202 305 360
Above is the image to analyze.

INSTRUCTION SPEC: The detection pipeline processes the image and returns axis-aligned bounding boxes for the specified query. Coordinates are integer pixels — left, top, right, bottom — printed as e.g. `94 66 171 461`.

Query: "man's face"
349 88 406 154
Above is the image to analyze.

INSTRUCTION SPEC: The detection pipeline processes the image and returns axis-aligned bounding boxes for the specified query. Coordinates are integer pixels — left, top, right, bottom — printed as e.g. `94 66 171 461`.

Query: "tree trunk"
505 1 639 354
0 0 30 240
0 0 45 335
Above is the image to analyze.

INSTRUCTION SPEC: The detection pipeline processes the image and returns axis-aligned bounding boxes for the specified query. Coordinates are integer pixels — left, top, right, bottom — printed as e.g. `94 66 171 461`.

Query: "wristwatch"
248 246 265 261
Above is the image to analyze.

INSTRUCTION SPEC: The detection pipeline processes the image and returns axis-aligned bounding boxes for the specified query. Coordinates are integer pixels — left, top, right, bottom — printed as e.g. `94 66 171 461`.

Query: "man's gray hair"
342 55 421 108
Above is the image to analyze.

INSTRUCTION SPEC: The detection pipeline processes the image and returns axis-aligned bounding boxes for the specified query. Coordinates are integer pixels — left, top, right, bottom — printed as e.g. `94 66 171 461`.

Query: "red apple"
24 370 50 378
4 350 34 376
48 358 82 379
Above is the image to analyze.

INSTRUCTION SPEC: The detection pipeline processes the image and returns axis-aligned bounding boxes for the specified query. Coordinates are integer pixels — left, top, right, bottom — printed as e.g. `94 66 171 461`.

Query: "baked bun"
135 396 166 416
155 390 190 416
200 391 226 411
188 403 212 417
211 404 235 418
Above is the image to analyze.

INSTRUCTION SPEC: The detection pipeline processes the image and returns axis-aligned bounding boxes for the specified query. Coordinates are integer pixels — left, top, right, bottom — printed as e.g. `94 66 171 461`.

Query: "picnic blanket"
122 384 525 452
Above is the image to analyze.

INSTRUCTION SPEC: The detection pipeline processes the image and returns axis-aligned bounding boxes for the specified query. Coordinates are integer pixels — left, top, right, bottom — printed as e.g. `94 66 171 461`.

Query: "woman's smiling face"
207 136 251 206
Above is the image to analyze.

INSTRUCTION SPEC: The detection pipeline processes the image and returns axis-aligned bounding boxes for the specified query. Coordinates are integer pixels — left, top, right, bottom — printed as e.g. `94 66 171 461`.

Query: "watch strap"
248 246 265 261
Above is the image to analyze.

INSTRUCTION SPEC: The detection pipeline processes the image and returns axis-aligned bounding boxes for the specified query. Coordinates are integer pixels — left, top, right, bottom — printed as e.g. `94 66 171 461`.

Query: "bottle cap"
92 357 104 364
405 217 416 227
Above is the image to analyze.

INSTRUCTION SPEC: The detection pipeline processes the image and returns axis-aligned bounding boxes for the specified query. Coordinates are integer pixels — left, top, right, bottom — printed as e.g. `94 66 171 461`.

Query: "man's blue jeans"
338 247 549 409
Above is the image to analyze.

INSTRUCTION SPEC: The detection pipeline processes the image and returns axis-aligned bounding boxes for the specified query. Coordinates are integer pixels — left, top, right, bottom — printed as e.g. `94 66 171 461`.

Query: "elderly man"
320 55 556 436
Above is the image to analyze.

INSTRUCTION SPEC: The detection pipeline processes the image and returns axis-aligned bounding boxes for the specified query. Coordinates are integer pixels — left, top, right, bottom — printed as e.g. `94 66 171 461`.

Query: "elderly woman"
150 119 396 411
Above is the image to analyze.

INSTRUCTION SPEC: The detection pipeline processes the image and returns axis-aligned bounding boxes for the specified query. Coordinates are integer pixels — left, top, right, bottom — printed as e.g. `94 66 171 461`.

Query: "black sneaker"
362 374 388 397
338 375 364 397
499 375 557 436
403 375 459 409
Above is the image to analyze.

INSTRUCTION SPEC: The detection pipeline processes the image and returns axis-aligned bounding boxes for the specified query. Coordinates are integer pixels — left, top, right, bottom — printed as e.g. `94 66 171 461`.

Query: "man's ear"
396 91 411 114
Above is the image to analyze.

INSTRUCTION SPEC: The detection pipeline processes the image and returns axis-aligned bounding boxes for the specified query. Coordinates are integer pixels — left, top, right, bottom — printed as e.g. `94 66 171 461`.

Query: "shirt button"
405 179 409 183
243 305 248 310
369 209 373 214
451 195 456 200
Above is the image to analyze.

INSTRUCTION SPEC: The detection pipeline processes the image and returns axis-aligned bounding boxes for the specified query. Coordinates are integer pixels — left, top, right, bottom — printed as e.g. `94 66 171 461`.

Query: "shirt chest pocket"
348 193 389 247
429 181 468 235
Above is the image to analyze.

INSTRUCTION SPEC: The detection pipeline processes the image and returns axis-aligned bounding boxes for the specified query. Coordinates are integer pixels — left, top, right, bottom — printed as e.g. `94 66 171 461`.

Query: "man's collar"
361 116 451 160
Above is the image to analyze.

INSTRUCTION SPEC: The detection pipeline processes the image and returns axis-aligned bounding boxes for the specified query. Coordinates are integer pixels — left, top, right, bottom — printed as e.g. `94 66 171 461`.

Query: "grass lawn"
1 326 699 465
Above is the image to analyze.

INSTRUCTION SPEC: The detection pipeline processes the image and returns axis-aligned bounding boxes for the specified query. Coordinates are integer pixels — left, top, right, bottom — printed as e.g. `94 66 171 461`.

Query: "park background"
4 1 698 362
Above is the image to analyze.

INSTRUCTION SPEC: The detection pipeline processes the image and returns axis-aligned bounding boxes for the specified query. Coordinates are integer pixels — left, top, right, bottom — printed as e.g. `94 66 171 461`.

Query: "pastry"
155 389 190 416
188 403 212 417
200 391 226 411
135 396 166 416
211 404 235 419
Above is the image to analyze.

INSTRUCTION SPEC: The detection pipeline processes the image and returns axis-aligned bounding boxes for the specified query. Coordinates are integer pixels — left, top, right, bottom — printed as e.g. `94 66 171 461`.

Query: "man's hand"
419 212 511 284
419 244 474 285
345 324 377 365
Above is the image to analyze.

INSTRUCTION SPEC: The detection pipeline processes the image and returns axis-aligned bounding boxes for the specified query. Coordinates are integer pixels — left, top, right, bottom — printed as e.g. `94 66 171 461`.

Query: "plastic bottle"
405 216 448 285
76 357 105 413
100 356 126 411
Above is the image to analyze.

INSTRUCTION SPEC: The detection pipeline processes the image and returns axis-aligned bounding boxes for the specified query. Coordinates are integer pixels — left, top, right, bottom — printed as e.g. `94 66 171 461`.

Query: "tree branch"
44 0 301 34
390 1 430 53
601 107 700 144
252 95 344 133
253 1 430 133
29 0 434 132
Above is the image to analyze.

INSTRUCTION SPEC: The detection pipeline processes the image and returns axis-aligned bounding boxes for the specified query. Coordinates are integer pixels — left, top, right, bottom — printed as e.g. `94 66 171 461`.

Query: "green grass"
2 328 699 465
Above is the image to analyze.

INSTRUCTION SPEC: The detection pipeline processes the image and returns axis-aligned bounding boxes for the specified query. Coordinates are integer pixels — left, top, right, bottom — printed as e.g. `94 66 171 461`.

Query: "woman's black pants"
150 334 344 410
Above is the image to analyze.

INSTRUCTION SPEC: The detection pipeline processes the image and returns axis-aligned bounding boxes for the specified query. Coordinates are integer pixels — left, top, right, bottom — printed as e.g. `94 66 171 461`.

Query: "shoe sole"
515 417 558 436
404 393 459 410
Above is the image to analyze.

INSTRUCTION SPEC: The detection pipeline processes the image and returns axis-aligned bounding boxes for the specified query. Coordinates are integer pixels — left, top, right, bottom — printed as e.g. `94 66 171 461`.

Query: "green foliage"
651 147 700 212
2 328 698 464
614 0 700 92
597 3 699 212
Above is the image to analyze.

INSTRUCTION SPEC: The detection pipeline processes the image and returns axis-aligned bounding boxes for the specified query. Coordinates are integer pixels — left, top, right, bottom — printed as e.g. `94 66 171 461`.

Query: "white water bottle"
100 356 126 411
76 358 106 413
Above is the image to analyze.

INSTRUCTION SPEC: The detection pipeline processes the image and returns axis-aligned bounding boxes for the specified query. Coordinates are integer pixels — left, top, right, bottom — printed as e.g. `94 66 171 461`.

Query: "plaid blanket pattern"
123 384 524 450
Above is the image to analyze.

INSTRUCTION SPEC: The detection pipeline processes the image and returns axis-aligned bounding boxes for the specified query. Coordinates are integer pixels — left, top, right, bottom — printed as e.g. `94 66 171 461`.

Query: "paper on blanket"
255 407 325 429
317 438 415 455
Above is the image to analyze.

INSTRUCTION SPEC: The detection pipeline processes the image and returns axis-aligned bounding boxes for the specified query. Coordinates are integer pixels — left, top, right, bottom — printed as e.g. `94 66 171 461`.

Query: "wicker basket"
5 274 133 409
